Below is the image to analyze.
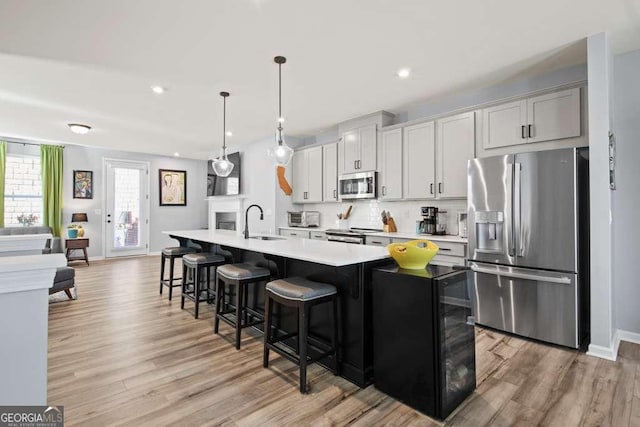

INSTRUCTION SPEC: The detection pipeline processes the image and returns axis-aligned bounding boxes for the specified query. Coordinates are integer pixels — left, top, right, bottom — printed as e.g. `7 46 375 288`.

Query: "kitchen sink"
249 236 286 241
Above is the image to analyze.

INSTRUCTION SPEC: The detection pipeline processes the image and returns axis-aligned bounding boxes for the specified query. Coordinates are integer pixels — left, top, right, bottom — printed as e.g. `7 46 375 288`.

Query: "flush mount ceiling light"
211 91 234 177
226 131 233 137
174 152 180 157
396 68 411 79
151 86 166 94
270 56 293 166
68 123 91 134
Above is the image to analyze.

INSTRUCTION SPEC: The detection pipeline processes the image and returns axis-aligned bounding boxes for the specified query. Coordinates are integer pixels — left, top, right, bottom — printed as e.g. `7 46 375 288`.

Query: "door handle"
438 182 443 194
507 163 515 257
358 160 361 169
354 160 357 170
333 189 337 199
514 162 522 256
521 125 526 139
430 183 433 194
107 220 111 223
470 265 571 285
528 124 532 138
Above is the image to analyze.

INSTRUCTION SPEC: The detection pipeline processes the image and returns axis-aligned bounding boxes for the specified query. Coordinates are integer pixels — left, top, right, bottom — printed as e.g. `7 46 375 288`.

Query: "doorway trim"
102 157 151 258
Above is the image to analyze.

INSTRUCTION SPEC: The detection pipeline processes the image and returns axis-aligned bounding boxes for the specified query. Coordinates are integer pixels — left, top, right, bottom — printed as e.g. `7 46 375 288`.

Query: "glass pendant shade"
273 134 293 166
212 91 234 177
212 151 234 177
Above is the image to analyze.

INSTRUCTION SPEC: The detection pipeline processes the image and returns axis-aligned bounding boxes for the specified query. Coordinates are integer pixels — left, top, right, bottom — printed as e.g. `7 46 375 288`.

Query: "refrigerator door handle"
514 162 523 257
507 163 515 257
470 265 572 285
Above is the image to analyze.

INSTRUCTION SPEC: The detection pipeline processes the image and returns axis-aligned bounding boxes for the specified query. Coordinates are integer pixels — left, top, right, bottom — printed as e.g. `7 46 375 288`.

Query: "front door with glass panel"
105 159 149 257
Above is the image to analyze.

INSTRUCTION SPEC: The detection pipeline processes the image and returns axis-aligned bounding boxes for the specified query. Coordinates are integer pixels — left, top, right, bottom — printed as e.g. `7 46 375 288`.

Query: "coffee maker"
418 206 446 235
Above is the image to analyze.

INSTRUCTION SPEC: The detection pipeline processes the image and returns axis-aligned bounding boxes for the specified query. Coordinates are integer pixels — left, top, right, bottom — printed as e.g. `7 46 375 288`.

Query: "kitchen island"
163 229 391 387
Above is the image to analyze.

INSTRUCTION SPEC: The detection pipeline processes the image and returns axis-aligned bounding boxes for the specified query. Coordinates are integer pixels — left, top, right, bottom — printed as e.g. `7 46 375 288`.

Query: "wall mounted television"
207 152 241 196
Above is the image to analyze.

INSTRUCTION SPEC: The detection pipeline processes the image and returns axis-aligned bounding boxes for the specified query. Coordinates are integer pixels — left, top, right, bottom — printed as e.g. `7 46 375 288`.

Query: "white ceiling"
0 0 638 159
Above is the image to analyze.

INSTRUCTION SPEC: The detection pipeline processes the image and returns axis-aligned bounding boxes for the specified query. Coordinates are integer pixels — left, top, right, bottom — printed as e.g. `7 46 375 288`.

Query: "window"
4 154 43 226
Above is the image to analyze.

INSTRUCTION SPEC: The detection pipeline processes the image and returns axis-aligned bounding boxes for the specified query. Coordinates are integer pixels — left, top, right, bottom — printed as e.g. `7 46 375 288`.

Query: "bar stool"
181 253 225 319
214 263 271 349
160 246 198 300
263 277 340 393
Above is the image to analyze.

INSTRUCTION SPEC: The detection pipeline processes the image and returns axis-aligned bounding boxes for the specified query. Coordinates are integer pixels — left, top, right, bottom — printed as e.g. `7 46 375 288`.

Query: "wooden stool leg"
299 303 309 393
160 253 166 294
331 295 340 375
181 263 187 310
168 256 176 300
214 279 224 334
235 281 244 349
263 293 272 368
194 266 201 319
83 248 89 265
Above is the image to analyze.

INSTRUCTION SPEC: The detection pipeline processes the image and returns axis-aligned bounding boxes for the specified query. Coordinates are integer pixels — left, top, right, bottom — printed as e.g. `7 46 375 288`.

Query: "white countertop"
278 226 467 244
0 253 66 294
164 229 390 267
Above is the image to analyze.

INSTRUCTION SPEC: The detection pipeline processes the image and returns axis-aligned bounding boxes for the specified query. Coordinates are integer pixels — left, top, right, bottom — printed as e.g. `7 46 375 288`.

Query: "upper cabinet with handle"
403 121 436 200
292 146 323 204
323 142 339 202
482 88 580 150
380 128 403 200
339 124 377 174
436 111 476 198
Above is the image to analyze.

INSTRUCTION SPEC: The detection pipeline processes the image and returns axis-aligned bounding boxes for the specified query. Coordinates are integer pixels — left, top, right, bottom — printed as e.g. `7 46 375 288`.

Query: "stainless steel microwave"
338 171 377 200
287 211 320 228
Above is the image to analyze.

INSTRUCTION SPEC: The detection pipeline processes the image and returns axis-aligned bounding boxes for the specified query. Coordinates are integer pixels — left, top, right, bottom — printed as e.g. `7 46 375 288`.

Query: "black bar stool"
263 277 340 393
160 246 198 300
181 253 225 319
214 263 271 349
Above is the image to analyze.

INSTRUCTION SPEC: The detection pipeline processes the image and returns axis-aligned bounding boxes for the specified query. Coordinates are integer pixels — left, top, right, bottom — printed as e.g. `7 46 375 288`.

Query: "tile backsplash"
289 199 467 235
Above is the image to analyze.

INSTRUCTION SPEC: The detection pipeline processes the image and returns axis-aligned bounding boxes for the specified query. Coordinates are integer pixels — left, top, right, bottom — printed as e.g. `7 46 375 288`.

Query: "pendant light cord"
222 95 226 151
278 61 283 145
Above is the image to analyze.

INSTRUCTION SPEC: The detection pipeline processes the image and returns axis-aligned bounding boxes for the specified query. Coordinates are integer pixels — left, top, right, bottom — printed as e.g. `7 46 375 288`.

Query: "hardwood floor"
48 256 640 426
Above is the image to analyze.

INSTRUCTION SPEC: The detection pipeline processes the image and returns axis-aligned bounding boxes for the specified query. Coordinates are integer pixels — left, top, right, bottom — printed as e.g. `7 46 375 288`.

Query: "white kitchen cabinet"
403 121 436 200
323 142 338 202
526 88 581 143
482 88 581 149
380 128 403 200
365 236 392 246
310 231 327 240
279 229 311 239
436 111 475 198
292 146 323 203
339 124 377 174
482 99 527 149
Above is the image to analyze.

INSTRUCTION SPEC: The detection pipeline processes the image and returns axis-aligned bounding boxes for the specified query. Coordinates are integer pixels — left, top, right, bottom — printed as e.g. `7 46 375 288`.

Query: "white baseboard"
587 329 620 361
88 256 105 262
148 251 161 256
617 329 640 345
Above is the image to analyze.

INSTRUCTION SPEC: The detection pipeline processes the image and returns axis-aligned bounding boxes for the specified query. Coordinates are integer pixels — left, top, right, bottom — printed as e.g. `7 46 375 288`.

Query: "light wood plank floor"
48 256 640 426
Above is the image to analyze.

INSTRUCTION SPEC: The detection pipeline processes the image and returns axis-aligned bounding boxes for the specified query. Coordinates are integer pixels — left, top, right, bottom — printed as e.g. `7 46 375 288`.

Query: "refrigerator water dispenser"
475 211 504 253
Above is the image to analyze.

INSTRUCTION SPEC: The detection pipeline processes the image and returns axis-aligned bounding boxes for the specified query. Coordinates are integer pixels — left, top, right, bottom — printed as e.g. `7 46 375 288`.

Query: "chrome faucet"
244 204 264 239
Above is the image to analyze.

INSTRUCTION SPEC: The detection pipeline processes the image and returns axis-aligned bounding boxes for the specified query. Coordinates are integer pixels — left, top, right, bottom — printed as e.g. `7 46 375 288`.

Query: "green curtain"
0 141 6 228
41 144 64 236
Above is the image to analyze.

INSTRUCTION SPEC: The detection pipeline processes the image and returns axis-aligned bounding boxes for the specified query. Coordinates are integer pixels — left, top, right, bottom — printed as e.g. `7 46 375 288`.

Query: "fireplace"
216 212 236 231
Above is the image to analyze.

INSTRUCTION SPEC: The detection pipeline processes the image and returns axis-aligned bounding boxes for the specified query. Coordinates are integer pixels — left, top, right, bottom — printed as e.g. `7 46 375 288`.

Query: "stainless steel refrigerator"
467 147 589 349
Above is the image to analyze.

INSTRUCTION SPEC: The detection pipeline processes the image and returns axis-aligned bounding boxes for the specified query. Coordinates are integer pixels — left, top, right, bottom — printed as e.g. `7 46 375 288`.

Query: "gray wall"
7 142 209 258
63 145 208 257
613 48 640 334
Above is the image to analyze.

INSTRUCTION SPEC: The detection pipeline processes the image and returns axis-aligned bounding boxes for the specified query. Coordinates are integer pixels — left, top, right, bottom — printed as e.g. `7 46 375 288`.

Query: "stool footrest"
216 312 264 329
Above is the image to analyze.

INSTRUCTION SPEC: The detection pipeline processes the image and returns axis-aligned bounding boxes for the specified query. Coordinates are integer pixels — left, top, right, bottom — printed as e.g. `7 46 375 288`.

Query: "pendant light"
211 91 234 177
272 56 293 166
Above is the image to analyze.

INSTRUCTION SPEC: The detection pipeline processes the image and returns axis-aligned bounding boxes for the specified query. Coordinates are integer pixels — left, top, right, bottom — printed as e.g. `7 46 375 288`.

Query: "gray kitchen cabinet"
380 128 403 200
482 88 581 149
436 111 476 198
292 146 323 203
339 124 377 174
323 142 338 202
403 121 436 200
279 229 311 239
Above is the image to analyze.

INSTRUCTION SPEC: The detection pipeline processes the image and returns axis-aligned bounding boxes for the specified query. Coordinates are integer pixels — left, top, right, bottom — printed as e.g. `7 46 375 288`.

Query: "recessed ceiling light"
174 152 180 157
277 117 285 123
151 86 166 94
397 68 411 79
226 131 233 137
68 123 91 134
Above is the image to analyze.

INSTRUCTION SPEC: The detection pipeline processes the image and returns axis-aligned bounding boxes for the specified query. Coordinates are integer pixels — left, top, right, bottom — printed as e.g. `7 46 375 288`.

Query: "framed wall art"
159 169 187 206
73 170 93 199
